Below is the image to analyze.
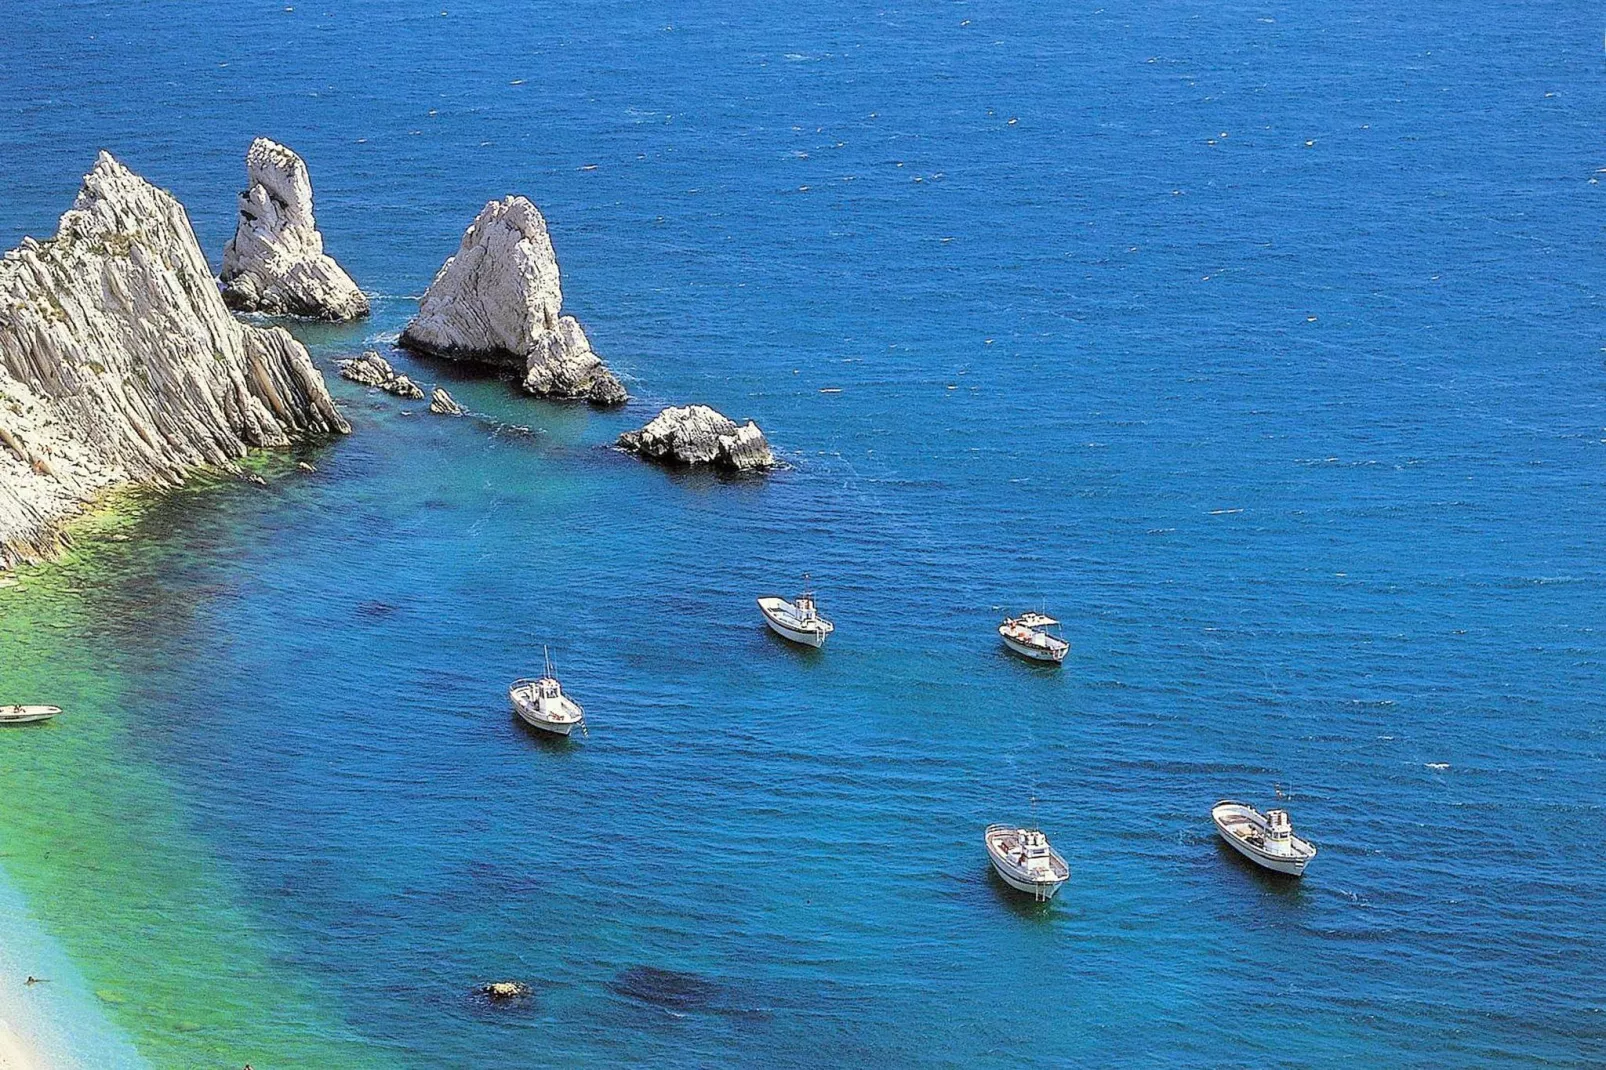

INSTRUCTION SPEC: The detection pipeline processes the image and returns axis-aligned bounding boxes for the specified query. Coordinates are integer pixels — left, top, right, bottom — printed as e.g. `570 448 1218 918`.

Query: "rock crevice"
399 196 625 406
0 152 349 569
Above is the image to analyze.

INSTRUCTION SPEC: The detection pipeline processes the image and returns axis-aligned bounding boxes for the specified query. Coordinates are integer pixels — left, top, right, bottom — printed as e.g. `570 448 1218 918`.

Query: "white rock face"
220 138 368 321
0 152 349 569
617 405 773 472
400 196 626 405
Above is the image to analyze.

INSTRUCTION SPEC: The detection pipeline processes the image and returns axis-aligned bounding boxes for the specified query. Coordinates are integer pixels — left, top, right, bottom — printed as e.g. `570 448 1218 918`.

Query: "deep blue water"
4 0 1605 1065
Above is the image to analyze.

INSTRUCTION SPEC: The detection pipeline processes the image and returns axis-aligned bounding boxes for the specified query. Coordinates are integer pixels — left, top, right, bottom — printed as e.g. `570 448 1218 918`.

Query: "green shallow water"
0 490 384 1070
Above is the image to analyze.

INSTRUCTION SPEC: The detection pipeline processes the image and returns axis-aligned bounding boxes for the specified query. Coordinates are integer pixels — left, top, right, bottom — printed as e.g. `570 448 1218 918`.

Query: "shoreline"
0 447 318 582
0 865 146 1070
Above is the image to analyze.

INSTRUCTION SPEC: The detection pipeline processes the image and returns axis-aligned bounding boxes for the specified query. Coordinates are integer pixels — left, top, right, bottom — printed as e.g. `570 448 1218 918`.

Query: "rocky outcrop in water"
399 196 626 406
0 152 349 569
617 405 773 472
428 387 464 415
480 981 529 1000
337 351 424 399
219 138 368 321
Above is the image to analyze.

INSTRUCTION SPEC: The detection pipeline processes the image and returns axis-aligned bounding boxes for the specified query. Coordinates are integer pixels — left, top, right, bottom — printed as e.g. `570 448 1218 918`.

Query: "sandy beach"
0 1018 38 1070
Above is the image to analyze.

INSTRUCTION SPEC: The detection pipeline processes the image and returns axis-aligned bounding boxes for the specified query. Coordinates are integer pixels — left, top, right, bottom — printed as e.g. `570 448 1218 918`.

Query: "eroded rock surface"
337 351 424 399
428 387 465 415
617 405 773 472
399 196 625 406
220 138 368 321
0 152 348 568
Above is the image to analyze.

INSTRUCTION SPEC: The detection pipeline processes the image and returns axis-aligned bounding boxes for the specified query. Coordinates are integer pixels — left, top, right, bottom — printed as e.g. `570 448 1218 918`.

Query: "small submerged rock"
609 966 721 1011
336 351 425 400
428 387 465 416
617 405 774 472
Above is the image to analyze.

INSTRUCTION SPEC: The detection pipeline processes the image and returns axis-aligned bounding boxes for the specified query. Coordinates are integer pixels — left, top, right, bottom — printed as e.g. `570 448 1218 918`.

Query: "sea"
1 0 1603 1066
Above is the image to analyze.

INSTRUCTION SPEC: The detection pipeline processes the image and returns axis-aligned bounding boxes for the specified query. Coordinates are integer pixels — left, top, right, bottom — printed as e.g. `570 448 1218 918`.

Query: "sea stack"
617 405 773 472
399 196 626 406
219 138 368 321
0 152 349 569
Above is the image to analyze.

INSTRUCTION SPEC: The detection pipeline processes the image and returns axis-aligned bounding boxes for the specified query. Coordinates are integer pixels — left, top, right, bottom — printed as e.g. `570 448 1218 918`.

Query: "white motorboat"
1211 800 1317 876
984 823 1070 901
998 612 1068 664
0 705 61 725
509 651 586 737
757 589 834 648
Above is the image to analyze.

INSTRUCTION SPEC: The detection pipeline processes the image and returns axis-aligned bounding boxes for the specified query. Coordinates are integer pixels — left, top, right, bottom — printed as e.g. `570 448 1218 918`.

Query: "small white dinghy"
1211 800 1317 876
757 587 834 648
984 823 1070 901
998 613 1068 664
509 651 586 737
0 705 62 725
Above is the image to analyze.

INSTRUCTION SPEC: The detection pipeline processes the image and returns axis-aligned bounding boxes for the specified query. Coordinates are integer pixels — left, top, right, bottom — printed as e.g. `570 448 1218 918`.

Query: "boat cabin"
1015 830 1055 871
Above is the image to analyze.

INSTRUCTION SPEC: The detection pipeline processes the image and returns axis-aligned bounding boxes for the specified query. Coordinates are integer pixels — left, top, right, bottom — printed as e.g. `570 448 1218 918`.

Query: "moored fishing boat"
509 650 586 737
998 612 1068 664
0 705 62 725
984 823 1070 901
1211 800 1317 876
757 587 834 648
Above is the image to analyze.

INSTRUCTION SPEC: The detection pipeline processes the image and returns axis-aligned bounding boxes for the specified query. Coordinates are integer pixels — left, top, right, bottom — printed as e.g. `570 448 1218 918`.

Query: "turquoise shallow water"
3 0 1606 1065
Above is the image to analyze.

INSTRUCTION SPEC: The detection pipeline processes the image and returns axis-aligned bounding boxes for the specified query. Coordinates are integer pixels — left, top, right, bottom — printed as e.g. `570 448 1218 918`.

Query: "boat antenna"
544 644 553 679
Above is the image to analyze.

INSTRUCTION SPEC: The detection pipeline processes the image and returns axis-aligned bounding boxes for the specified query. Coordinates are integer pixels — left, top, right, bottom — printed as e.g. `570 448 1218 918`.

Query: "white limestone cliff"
219 138 368 321
617 405 773 472
0 152 349 569
399 196 626 405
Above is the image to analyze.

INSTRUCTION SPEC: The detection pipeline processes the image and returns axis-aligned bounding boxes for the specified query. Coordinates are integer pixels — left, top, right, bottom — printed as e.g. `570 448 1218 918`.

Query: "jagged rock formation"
617 405 773 472
399 197 626 406
219 138 368 321
337 351 424 399
0 152 349 569
428 387 464 415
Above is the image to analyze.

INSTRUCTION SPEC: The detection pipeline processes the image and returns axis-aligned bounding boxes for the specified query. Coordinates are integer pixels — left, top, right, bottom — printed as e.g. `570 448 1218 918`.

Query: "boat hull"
762 614 827 648
0 705 61 725
984 825 1070 902
758 599 831 648
1211 803 1314 876
512 702 577 736
1000 633 1065 663
989 859 1066 900
1217 833 1309 875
